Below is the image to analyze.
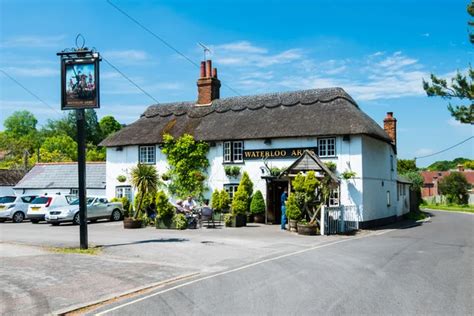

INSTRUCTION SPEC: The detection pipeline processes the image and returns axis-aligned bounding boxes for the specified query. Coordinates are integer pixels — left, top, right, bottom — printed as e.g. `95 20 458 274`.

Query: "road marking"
96 229 394 315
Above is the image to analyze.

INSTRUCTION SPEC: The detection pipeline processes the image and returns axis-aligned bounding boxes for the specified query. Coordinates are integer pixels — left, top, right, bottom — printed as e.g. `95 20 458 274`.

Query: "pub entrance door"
266 179 288 224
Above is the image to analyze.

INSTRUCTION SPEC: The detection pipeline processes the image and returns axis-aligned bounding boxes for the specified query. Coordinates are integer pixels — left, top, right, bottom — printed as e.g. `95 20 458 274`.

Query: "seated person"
201 199 213 218
183 195 197 212
174 200 187 214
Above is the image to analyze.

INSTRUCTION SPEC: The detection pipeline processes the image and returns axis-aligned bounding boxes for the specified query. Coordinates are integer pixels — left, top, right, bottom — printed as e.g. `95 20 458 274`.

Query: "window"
329 187 340 207
139 145 156 164
390 155 394 171
21 196 35 203
224 184 239 200
223 141 244 163
318 138 336 157
70 188 79 196
116 186 132 201
387 191 391 207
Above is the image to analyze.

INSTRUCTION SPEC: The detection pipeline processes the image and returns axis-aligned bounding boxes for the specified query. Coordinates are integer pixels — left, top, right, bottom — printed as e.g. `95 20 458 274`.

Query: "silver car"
45 197 123 225
0 195 37 223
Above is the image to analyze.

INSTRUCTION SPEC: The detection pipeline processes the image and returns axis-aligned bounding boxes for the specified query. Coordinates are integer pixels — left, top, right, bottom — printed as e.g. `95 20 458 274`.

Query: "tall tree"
99 115 122 138
422 2 474 124
397 159 418 174
4 110 37 137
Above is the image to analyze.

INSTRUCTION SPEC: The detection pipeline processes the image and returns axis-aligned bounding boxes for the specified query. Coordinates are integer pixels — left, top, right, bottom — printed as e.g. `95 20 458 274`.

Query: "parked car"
27 194 73 223
45 197 123 225
0 195 37 223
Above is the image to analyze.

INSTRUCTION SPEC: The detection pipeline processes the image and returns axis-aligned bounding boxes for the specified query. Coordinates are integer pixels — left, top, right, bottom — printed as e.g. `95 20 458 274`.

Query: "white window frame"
139 145 156 164
115 186 132 201
318 138 336 157
329 187 340 207
223 141 244 163
224 184 239 200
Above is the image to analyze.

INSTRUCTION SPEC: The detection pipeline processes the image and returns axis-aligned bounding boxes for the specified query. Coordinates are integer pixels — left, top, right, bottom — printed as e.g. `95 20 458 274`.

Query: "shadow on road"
98 238 189 248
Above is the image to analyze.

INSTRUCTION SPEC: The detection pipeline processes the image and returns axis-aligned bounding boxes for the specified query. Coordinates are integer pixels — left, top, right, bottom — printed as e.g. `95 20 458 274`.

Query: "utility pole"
76 109 88 249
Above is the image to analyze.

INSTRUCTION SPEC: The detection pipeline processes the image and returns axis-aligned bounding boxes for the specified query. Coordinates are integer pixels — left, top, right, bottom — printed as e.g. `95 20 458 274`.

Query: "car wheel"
12 212 25 223
73 213 80 225
111 209 122 221
51 222 60 226
31 219 40 224
90 219 98 223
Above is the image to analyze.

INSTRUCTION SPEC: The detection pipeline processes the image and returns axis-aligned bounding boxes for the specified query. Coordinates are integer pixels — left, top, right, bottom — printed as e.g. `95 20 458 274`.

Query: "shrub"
250 190 265 215
285 194 302 221
110 197 120 202
219 189 230 211
438 172 470 205
224 213 233 226
134 192 154 214
211 190 221 210
240 171 254 198
231 185 248 215
173 213 187 230
224 166 241 177
155 190 175 220
121 197 131 215
341 170 357 180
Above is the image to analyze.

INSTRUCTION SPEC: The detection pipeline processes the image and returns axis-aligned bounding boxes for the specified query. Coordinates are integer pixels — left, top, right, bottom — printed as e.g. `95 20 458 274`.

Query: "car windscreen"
70 198 94 205
31 197 50 204
0 196 16 203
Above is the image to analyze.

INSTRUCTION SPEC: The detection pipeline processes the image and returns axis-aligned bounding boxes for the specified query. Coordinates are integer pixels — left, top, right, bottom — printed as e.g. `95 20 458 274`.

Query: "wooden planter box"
297 222 318 235
225 214 247 227
254 213 265 223
123 218 144 229
289 219 298 232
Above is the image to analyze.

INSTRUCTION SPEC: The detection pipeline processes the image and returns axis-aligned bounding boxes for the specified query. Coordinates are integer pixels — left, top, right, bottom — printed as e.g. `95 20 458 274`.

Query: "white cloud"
215 41 267 54
103 50 149 62
0 35 65 48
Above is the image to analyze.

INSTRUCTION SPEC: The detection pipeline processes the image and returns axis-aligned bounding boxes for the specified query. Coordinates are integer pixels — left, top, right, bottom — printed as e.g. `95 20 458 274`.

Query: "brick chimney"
383 112 397 146
196 60 221 105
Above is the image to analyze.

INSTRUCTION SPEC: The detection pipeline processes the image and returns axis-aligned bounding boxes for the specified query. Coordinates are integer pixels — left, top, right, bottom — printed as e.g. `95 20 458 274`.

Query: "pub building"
100 60 411 228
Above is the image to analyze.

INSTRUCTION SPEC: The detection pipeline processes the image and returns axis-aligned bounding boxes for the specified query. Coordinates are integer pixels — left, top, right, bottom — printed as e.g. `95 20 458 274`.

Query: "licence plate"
49 215 58 220
31 207 40 211
0 206 5 210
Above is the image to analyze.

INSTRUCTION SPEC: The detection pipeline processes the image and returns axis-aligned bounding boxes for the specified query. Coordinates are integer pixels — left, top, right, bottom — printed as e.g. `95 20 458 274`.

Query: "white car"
45 197 123 225
0 195 37 223
27 194 73 223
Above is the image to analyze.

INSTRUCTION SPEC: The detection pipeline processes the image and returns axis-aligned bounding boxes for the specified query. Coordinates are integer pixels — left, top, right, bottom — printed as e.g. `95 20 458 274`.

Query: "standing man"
281 187 288 230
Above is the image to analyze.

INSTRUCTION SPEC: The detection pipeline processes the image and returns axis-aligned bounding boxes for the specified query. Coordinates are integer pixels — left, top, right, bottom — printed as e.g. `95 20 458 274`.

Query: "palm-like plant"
130 163 159 219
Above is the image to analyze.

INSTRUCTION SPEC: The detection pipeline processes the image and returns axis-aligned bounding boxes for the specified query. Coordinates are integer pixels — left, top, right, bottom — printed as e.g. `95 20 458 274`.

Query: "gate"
321 205 359 235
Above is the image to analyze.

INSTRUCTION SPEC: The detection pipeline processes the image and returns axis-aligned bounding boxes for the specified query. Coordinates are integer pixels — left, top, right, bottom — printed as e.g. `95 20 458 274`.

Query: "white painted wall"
361 135 398 222
0 186 15 196
12 188 106 197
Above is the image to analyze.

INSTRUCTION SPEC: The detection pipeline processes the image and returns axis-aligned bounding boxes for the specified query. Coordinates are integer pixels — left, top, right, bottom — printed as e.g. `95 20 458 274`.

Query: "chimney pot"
206 60 212 77
383 111 397 146
200 61 206 78
212 68 217 78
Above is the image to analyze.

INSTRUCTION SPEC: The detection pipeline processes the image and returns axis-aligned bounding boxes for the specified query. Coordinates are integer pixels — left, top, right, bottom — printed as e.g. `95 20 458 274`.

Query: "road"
92 211 473 315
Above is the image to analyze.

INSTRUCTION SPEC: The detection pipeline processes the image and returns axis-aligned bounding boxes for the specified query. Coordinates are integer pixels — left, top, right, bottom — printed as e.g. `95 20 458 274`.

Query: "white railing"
321 205 360 235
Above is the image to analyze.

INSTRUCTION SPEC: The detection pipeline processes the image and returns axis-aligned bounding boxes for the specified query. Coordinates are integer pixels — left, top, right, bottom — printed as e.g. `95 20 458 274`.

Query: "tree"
130 163 159 219
39 135 77 162
161 134 209 199
402 171 424 192
231 185 248 215
4 110 37 137
427 157 471 171
219 189 230 211
250 190 265 215
99 115 122 138
438 172 470 205
211 190 220 211
422 4 474 124
397 159 418 174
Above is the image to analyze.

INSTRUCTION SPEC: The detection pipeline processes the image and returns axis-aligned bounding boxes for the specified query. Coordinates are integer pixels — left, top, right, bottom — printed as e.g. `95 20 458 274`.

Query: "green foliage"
427 157 472 171
211 190 221 210
438 172 470 205
99 115 122 138
224 213 233 226
161 134 209 199
231 185 248 215
224 166 241 177
404 211 427 221
219 189 230 211
173 213 187 230
324 161 337 172
463 160 474 169
40 135 77 162
240 171 254 199
134 192 154 215
86 145 106 161
397 159 418 174
250 190 265 215
341 170 357 180
4 110 37 137
117 175 127 182
422 52 473 123
121 196 131 216
285 194 302 221
130 163 159 218
402 171 424 191
155 190 175 220
270 167 284 176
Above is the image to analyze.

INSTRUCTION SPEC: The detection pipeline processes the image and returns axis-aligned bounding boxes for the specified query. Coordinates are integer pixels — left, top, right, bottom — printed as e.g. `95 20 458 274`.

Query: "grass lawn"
421 204 474 214
47 246 102 255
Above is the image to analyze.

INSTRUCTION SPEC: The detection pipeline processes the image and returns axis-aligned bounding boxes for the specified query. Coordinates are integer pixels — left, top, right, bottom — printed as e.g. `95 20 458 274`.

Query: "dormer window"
223 141 243 163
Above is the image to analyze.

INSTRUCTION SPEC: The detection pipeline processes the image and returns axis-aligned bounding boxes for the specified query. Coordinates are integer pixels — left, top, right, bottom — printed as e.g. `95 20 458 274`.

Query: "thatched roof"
100 88 391 147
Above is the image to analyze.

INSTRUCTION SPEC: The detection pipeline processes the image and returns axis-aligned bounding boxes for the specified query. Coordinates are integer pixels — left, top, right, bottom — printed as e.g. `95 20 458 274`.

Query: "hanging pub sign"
243 147 318 160
58 49 100 110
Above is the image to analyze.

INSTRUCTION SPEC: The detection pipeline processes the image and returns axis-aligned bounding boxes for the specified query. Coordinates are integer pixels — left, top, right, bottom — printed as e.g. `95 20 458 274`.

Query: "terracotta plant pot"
297 222 318 235
123 218 144 229
254 213 265 223
289 219 298 232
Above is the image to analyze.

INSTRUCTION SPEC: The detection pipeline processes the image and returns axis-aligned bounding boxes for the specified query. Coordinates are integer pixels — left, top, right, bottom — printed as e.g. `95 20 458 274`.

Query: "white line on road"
96 229 395 315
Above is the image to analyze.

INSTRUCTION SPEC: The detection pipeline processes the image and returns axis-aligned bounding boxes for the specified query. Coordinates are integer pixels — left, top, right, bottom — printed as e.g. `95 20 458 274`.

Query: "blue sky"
0 0 472 167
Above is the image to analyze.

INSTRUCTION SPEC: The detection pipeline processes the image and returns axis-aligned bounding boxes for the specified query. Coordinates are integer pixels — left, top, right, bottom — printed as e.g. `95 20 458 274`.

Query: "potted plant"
224 166 241 178
297 219 318 235
250 190 266 223
117 175 127 183
124 163 158 229
228 185 248 227
285 194 302 232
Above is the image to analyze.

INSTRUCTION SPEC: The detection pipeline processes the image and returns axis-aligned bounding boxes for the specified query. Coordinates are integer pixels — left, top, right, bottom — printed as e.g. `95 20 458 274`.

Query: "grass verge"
404 211 428 221
47 246 102 255
421 204 474 213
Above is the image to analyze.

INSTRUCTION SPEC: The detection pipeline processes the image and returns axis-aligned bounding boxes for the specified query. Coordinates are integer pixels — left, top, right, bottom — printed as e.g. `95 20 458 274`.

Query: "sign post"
57 35 100 249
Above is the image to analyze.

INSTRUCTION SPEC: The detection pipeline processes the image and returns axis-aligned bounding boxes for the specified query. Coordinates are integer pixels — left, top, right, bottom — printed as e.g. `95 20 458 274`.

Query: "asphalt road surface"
92 211 473 315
